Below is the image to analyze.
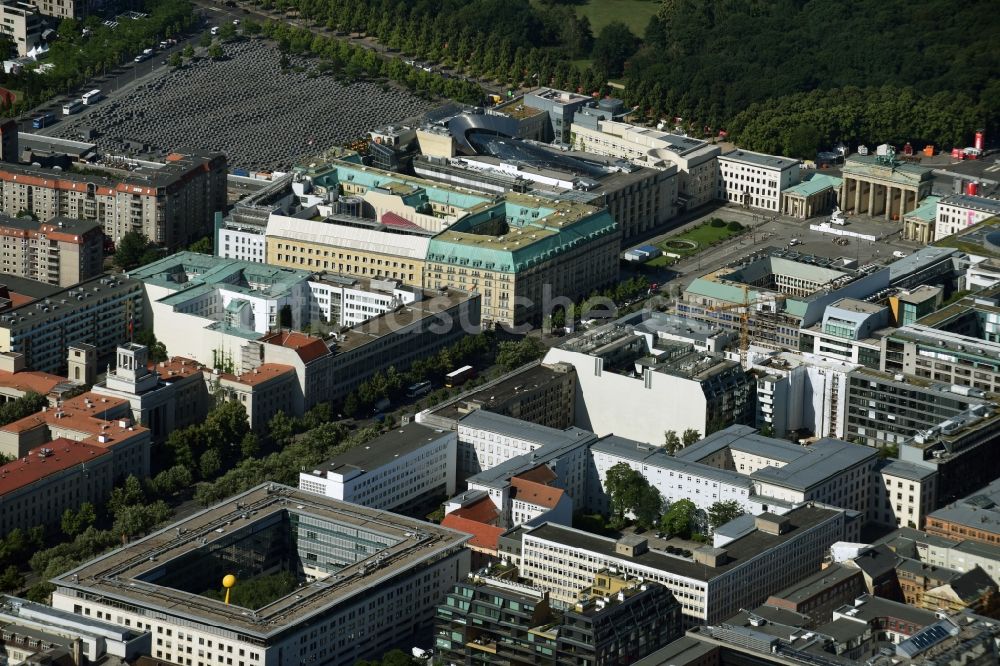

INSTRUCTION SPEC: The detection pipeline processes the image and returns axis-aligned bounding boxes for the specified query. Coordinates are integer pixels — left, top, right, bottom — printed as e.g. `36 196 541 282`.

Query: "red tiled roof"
233 363 295 387
449 496 500 524
1 391 148 448
149 357 204 381
0 438 108 495
510 477 564 509
441 514 504 551
0 369 64 395
381 212 423 230
261 331 330 363
515 464 557 486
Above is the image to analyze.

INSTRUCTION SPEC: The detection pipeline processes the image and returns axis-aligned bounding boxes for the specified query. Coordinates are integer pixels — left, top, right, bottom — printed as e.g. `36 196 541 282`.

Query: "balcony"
467 639 497 654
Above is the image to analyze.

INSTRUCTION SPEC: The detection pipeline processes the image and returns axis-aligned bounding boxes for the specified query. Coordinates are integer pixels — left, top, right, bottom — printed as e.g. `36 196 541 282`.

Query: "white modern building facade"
307 275 419 327
933 194 1000 241
717 149 801 212
298 424 456 511
516 505 849 625
568 118 720 208
588 435 757 514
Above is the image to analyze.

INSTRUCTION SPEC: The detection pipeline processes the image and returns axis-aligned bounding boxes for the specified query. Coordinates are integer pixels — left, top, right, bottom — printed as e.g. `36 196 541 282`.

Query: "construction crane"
708 285 786 368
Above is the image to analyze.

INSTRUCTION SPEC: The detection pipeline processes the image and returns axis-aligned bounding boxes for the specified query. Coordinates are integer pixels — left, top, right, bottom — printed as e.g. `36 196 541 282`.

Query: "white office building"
749 350 859 439
588 435 757 515
568 118 720 209
933 194 1000 241
456 409 597 481
298 423 456 511
50 484 471 666
307 274 419 327
217 222 267 262
676 425 880 521
717 149 801 212
514 504 851 625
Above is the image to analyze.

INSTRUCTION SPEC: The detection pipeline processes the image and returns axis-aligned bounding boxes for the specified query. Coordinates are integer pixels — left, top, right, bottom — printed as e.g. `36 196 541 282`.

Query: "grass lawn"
647 221 747 266
576 0 660 37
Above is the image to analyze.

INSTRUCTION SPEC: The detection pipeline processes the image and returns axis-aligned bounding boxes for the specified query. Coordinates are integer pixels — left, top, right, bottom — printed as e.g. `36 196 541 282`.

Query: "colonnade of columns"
840 177 919 220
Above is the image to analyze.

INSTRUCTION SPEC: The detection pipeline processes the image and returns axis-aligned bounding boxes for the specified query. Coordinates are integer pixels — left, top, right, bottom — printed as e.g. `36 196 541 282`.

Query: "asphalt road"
23 3 247 136
645 204 923 295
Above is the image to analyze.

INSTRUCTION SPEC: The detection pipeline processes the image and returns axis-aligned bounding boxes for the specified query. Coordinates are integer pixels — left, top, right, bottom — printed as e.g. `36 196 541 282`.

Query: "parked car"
892 250 908 258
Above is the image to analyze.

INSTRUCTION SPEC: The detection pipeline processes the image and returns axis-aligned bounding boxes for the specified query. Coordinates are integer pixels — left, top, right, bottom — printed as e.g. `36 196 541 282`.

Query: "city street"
646 205 923 295
21 4 246 135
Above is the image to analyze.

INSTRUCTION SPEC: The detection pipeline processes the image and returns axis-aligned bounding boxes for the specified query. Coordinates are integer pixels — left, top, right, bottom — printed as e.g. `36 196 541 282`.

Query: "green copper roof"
782 173 843 197
427 201 618 273
904 195 942 222
129 251 312 298
299 160 493 211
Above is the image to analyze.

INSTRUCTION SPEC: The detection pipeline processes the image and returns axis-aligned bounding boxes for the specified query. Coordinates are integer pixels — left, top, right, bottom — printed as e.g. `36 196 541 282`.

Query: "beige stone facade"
0 216 103 287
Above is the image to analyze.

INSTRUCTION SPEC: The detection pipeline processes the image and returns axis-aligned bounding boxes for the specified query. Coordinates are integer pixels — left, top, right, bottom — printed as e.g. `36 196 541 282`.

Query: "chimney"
754 513 791 535
693 546 729 568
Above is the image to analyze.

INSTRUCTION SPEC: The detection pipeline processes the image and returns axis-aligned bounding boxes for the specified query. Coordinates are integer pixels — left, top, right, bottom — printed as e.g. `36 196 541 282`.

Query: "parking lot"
641 205 922 295
46 37 437 171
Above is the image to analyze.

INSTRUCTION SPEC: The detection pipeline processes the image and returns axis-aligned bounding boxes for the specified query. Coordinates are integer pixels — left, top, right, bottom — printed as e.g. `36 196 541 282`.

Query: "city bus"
62 99 83 115
444 365 474 388
81 89 104 105
406 380 432 398
31 112 55 129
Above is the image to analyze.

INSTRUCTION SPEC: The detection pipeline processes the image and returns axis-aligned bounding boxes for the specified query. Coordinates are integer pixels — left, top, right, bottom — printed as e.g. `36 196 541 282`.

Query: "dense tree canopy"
266 0 997 152
627 0 998 149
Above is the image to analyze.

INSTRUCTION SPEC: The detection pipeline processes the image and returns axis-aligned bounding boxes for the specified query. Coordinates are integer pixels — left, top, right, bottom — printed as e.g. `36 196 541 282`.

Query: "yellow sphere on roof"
222 574 237 589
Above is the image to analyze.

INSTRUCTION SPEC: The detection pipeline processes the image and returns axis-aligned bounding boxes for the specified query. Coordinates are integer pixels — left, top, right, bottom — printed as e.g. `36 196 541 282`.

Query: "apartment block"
434 567 682 665
925 478 1000 546
0 1 42 57
420 360 577 431
0 273 143 374
27 0 97 19
845 366 993 446
0 216 104 288
717 149 801 212
50 484 472 666
879 526 1000 585
0 153 227 250
875 460 938 529
298 423 456 512
641 605 1000 665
